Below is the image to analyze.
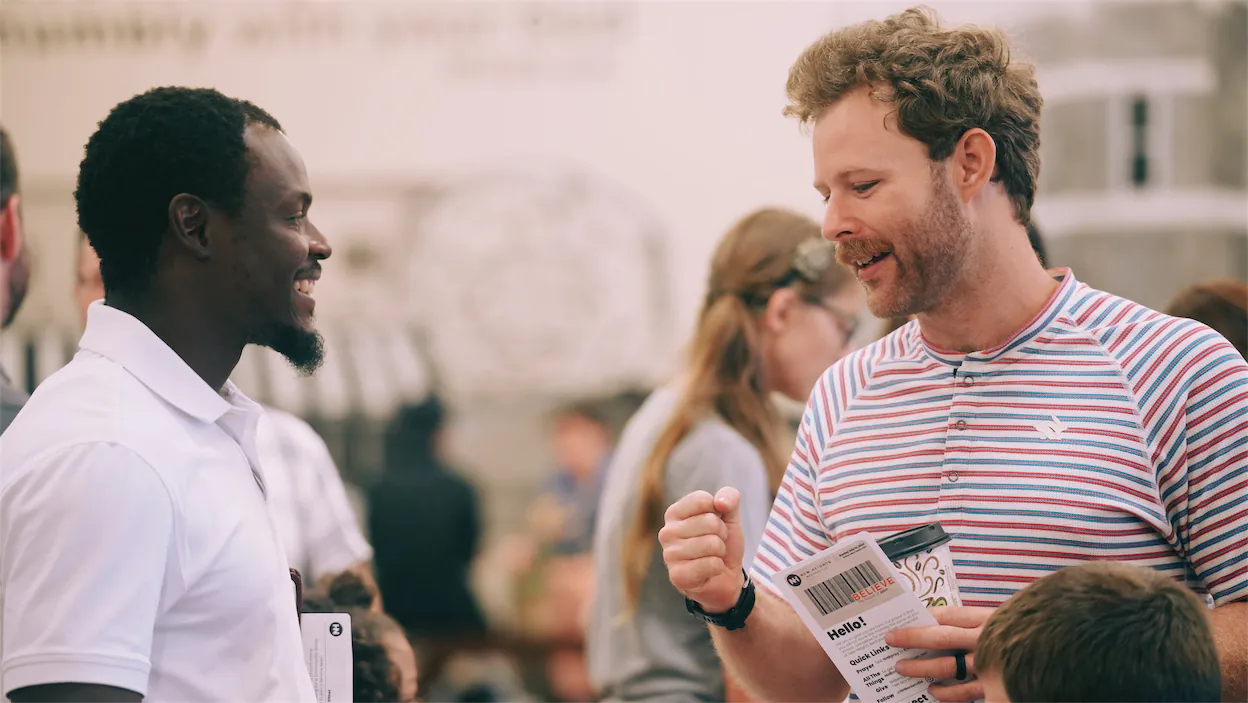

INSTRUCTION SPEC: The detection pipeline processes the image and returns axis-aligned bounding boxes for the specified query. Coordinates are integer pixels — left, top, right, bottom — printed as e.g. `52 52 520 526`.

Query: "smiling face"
813 87 977 319
209 125 331 374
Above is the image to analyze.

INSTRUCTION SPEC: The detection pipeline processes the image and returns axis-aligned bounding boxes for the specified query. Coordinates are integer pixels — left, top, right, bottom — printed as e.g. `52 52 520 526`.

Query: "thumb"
714 487 744 571
714 486 741 525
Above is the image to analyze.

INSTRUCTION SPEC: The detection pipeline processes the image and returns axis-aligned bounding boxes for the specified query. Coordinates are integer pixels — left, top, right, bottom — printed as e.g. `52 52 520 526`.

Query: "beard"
837 176 975 319
255 322 325 376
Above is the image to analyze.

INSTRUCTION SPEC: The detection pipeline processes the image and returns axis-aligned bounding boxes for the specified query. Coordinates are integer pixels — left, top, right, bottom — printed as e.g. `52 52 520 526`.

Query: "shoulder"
259 406 323 444
2 354 167 466
2 441 174 520
1065 285 1242 380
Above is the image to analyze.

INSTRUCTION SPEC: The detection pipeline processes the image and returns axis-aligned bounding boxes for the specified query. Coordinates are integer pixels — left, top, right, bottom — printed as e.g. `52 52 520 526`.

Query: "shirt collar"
78 300 252 423
920 268 1081 366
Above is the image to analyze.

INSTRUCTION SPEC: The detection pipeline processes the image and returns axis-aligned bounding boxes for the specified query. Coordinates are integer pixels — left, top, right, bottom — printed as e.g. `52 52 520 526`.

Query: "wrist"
686 570 755 630
698 570 748 614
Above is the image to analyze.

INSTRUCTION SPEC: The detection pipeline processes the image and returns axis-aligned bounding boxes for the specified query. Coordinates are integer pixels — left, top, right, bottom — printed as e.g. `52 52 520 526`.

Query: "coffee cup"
879 523 962 608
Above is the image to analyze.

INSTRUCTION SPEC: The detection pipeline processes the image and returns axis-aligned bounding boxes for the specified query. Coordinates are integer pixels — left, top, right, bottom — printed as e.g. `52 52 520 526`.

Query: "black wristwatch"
685 569 756 630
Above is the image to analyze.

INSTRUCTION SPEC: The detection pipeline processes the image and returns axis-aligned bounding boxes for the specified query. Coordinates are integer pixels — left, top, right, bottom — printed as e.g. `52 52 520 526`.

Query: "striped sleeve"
1143 324 1248 606
751 370 837 593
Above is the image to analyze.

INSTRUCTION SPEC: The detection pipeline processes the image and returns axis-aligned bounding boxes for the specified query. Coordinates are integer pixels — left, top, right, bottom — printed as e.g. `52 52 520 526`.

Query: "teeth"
295 280 315 296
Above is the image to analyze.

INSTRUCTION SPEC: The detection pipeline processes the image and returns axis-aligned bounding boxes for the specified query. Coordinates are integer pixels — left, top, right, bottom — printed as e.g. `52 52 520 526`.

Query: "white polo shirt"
0 302 315 702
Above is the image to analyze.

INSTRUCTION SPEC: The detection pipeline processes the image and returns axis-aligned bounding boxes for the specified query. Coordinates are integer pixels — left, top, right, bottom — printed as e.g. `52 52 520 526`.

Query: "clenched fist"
659 487 746 613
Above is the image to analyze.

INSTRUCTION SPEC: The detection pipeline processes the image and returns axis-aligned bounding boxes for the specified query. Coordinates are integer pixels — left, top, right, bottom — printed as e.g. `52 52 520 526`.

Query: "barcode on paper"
803 560 887 616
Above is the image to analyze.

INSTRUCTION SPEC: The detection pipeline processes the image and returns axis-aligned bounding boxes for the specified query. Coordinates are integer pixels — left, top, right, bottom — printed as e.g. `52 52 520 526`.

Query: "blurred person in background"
74 232 376 592
301 571 419 703
1167 278 1247 360
1 86 327 702
587 207 861 702
368 396 487 688
0 125 33 432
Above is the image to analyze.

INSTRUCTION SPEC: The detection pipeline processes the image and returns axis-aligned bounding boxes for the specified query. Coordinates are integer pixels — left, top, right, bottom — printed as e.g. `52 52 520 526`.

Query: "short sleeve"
1155 333 1248 606
750 375 836 595
1 443 174 697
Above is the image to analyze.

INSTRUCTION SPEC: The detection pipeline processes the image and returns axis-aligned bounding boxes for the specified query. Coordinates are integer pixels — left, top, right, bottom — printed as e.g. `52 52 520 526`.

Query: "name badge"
301 612 354 703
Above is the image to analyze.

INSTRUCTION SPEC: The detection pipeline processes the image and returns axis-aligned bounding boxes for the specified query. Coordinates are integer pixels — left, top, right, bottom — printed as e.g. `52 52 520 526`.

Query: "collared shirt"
0 364 28 435
752 270 1248 609
0 301 315 702
257 406 372 588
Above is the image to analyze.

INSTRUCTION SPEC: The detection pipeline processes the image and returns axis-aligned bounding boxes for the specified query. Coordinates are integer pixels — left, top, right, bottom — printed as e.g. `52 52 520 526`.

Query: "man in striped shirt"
658 8 1248 703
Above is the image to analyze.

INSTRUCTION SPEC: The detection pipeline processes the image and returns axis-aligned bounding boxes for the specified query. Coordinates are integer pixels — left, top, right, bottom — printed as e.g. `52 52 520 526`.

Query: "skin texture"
103 124 331 392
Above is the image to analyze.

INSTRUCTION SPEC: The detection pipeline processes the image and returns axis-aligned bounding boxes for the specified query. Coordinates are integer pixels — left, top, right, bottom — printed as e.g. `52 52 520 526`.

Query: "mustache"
835 239 893 266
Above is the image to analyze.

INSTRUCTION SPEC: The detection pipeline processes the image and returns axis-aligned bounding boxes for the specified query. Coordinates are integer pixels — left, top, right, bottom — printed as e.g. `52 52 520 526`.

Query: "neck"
107 292 245 392
916 229 1059 353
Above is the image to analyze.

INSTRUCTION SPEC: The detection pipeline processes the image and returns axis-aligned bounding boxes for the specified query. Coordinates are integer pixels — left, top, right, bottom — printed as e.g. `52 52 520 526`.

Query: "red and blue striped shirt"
752 270 1248 607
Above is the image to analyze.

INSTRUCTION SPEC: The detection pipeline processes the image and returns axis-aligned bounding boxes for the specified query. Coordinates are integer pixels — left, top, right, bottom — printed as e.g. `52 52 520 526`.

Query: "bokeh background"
2 0 1245 698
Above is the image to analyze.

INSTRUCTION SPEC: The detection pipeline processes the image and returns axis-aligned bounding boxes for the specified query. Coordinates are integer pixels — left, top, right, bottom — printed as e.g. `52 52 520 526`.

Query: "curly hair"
75 86 282 298
785 6 1043 226
301 571 410 703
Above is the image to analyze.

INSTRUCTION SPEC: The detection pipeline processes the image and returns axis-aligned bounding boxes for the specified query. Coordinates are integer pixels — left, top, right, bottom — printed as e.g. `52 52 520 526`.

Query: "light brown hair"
620 208 852 611
784 6 1042 226
976 561 1221 702
1167 278 1248 360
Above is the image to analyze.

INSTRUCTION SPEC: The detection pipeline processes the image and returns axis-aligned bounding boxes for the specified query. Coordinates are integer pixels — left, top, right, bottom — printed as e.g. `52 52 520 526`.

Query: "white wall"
1 1 1070 342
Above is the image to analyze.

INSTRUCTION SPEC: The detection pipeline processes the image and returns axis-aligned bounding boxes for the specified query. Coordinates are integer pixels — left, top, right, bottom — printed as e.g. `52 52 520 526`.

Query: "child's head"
304 571 419 702
976 561 1221 702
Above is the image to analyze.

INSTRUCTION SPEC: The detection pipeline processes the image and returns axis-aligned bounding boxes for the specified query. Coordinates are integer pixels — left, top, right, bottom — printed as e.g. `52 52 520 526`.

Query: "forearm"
710 589 849 702
1211 602 1248 701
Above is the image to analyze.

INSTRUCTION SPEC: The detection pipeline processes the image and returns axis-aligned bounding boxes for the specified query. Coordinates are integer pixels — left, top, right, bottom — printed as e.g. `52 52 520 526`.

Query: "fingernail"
885 632 897 645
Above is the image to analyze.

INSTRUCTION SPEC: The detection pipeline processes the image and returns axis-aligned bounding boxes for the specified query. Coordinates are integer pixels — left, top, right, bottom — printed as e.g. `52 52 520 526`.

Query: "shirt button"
954 420 968 431
948 471 960 482
962 375 975 387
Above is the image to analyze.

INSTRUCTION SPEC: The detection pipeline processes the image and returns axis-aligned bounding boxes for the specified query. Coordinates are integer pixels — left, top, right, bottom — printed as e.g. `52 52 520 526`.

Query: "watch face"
407 169 674 397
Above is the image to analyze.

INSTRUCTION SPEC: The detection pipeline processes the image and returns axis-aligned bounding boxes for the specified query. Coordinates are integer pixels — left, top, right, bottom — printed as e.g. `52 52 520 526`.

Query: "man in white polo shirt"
0 86 329 702
658 8 1248 703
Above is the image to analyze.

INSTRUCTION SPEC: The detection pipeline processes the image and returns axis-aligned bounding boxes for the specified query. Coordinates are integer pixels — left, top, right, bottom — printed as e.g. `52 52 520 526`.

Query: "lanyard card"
772 532 942 703
301 612 354 703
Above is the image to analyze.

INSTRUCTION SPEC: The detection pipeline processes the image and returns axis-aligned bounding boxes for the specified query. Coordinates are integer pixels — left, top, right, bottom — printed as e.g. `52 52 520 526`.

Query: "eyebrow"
814 168 886 190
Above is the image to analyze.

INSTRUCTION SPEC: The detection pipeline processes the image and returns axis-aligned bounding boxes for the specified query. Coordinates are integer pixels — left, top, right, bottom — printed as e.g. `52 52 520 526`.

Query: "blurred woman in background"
586 208 862 701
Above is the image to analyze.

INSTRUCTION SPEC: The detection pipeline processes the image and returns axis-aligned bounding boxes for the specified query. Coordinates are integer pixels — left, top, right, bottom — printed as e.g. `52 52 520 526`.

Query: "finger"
886 625 980 651
668 555 727 589
928 680 984 703
894 654 974 681
929 606 996 629
665 491 716 522
662 513 728 542
714 487 741 524
663 534 727 563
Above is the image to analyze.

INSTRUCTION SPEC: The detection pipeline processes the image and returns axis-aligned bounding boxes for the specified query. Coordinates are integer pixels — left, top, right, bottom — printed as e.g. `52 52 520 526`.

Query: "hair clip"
792 238 836 282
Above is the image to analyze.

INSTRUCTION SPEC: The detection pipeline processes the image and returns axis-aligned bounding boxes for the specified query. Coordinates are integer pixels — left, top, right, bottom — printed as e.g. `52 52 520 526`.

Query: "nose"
307 220 332 261
821 195 857 242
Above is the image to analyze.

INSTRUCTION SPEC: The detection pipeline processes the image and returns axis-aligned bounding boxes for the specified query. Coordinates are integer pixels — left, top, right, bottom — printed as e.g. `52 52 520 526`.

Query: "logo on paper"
329 622 344 637
787 574 802 587
1034 414 1068 440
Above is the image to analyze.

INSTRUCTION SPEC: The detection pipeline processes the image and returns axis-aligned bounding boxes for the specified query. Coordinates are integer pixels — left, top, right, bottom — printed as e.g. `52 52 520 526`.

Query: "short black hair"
1 124 18 208
75 87 282 298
